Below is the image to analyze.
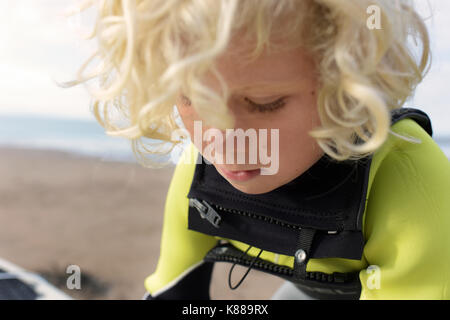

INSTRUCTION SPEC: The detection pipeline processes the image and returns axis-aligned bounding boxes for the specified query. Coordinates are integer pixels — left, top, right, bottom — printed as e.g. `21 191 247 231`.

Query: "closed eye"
179 94 287 113
244 97 287 113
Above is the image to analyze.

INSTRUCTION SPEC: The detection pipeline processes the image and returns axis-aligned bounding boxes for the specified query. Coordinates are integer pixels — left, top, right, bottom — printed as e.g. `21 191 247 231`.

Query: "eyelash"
180 95 286 113
244 97 287 113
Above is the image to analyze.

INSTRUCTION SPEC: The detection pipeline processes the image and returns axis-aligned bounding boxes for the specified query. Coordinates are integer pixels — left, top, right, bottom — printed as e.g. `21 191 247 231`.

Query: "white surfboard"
0 258 72 300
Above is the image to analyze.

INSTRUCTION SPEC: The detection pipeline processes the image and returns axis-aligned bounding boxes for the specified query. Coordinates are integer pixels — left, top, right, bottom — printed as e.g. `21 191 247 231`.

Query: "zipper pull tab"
189 198 222 228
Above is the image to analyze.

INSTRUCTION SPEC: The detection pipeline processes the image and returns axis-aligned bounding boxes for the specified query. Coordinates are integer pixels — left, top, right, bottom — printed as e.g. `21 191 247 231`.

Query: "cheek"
278 97 320 145
277 99 323 175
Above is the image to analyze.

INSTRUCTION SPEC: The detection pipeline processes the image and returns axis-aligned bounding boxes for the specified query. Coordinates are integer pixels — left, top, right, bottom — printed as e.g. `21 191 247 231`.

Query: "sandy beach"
0 146 283 300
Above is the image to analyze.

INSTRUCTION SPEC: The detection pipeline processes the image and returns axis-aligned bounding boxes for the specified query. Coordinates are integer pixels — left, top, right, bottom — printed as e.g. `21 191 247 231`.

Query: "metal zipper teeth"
213 253 293 276
210 202 340 234
214 253 348 283
211 203 303 231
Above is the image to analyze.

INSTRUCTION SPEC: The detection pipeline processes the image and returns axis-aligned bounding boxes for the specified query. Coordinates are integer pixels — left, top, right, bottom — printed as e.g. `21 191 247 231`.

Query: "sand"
0 147 284 300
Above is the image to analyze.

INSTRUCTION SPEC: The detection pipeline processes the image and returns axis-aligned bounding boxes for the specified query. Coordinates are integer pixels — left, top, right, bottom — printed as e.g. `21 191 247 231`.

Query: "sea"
0 114 172 164
0 114 449 163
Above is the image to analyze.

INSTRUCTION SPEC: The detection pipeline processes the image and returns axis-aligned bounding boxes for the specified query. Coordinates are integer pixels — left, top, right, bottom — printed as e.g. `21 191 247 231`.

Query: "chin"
227 180 278 195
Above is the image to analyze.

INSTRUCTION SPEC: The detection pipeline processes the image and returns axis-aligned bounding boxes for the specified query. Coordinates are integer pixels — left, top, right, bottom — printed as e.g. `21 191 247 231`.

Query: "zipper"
189 198 222 228
214 251 293 276
206 244 351 283
189 198 339 234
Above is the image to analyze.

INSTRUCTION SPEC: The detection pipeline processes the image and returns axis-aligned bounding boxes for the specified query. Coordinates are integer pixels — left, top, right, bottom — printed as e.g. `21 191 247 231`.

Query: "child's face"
176 39 324 194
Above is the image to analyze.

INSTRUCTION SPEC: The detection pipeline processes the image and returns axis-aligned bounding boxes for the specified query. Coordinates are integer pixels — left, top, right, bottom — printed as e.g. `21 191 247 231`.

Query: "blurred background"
0 0 448 300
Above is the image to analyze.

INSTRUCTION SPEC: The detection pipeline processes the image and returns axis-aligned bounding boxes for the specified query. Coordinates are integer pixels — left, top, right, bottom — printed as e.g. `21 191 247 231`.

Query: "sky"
0 0 449 136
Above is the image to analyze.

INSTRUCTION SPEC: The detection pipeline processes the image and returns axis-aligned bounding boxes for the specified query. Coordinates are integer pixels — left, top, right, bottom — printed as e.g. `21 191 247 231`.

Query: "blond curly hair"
65 0 431 166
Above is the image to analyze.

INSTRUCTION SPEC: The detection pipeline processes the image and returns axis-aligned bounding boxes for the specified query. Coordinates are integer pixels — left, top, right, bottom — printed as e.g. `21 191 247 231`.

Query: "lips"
217 166 261 182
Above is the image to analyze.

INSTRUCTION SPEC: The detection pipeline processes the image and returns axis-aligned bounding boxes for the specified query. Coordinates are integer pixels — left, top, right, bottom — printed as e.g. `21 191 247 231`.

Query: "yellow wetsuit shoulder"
360 118 450 299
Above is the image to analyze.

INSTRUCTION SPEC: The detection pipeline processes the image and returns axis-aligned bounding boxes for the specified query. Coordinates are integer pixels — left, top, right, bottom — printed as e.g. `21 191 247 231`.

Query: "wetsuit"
144 108 450 300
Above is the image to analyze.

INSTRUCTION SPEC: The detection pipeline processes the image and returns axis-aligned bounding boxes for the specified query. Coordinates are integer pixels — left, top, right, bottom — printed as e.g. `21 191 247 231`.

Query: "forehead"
204 42 316 95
